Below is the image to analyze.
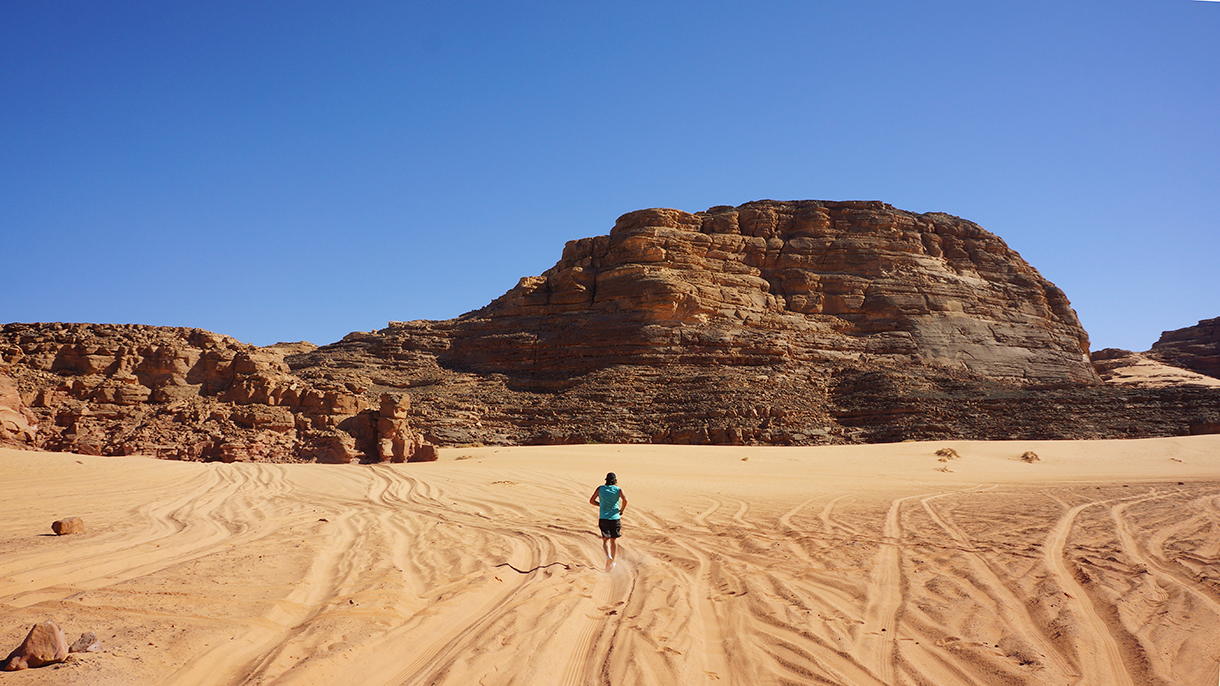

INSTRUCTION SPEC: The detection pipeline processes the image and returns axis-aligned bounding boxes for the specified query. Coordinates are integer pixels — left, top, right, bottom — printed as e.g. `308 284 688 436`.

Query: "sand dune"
2 437 1220 685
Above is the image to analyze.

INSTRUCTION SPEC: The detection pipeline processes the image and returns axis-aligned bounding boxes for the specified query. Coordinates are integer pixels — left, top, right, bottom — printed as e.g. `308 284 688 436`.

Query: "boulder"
2 621 69 670
52 517 84 535
410 443 440 462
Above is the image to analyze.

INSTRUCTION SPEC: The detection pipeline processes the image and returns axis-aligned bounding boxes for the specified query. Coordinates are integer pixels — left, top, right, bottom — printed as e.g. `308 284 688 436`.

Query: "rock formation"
2 201 1217 453
0 364 38 446
1091 348 1220 388
1148 317 1220 380
281 201 1215 445
355 201 1096 384
0 323 435 462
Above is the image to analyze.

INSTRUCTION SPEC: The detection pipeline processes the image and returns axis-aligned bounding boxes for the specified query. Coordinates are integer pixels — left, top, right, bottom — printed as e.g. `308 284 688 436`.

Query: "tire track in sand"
657 532 731 683
0 466 254 607
1043 500 1134 686
163 465 370 686
857 494 917 685
920 492 1078 683
1111 494 1220 616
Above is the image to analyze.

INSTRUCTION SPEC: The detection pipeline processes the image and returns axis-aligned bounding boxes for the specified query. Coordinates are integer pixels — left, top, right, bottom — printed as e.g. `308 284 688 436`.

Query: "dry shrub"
935 447 960 462
1020 451 1040 463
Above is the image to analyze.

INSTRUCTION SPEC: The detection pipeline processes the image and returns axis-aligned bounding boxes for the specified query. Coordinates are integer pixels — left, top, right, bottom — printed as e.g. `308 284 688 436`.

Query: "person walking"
589 472 627 570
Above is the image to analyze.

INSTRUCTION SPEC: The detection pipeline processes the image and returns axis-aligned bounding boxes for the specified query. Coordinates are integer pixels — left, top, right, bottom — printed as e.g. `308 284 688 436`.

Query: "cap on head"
606 472 617 485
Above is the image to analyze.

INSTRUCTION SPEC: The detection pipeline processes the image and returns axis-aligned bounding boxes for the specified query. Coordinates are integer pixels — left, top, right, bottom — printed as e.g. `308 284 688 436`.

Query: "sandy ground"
2 437 1220 686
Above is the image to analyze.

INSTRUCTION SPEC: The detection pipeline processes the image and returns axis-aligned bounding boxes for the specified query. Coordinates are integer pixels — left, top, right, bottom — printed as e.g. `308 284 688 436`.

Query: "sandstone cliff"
1148 317 1220 380
281 201 1218 447
1092 348 1220 388
414 201 1097 384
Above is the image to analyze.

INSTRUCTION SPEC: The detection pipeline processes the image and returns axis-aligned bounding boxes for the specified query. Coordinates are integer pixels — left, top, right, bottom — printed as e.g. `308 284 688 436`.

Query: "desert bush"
935 447 960 462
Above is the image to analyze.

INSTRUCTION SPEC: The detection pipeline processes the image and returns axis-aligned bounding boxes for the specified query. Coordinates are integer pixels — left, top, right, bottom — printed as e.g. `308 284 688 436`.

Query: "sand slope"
2 438 1220 685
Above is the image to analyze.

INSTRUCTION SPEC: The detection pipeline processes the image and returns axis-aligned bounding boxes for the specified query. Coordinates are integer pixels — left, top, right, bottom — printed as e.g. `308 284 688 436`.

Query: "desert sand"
2 437 1219 685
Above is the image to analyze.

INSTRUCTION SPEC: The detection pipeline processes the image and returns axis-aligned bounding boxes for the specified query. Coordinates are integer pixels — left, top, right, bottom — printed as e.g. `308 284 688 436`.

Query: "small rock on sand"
52 517 84 535
68 631 99 653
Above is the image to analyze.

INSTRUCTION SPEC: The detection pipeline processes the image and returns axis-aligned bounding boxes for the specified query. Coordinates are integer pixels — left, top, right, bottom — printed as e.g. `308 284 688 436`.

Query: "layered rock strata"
1091 348 1220 388
414 201 1097 384
1148 317 1220 380
0 323 435 462
280 201 1216 445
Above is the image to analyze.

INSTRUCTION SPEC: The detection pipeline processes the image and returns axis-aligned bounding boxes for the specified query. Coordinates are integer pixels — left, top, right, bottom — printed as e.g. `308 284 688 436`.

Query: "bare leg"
609 537 618 560
602 537 611 559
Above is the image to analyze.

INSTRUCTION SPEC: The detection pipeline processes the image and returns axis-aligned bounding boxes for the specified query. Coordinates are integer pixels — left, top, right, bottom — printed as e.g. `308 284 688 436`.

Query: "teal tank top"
598 485 622 520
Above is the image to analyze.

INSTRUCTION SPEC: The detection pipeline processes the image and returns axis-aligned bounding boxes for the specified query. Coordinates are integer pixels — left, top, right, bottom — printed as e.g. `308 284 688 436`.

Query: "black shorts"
598 518 622 539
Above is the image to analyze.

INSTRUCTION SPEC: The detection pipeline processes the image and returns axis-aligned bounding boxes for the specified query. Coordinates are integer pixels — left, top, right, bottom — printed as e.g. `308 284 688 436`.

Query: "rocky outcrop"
0 323 434 462
0 364 38 447
1091 348 1220 388
378 201 1096 384
1148 317 1220 380
279 200 1124 446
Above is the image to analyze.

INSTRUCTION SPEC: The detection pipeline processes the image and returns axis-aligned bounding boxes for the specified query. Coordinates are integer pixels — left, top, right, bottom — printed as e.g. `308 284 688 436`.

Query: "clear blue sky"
4 1 1217 352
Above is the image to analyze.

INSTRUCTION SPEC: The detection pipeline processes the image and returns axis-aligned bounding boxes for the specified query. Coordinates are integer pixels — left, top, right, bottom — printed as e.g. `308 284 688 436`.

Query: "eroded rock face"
1148 317 1220 380
0 365 38 447
441 201 1097 384
1091 348 1220 388
278 200 1218 448
0 323 434 462
308 202 1093 389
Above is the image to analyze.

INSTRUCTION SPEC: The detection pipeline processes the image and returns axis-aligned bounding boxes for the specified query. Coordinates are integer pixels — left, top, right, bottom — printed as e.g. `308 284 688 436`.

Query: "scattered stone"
51 517 84 535
68 631 99 653
2 621 69 670
935 448 960 462
1020 451 1040 463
